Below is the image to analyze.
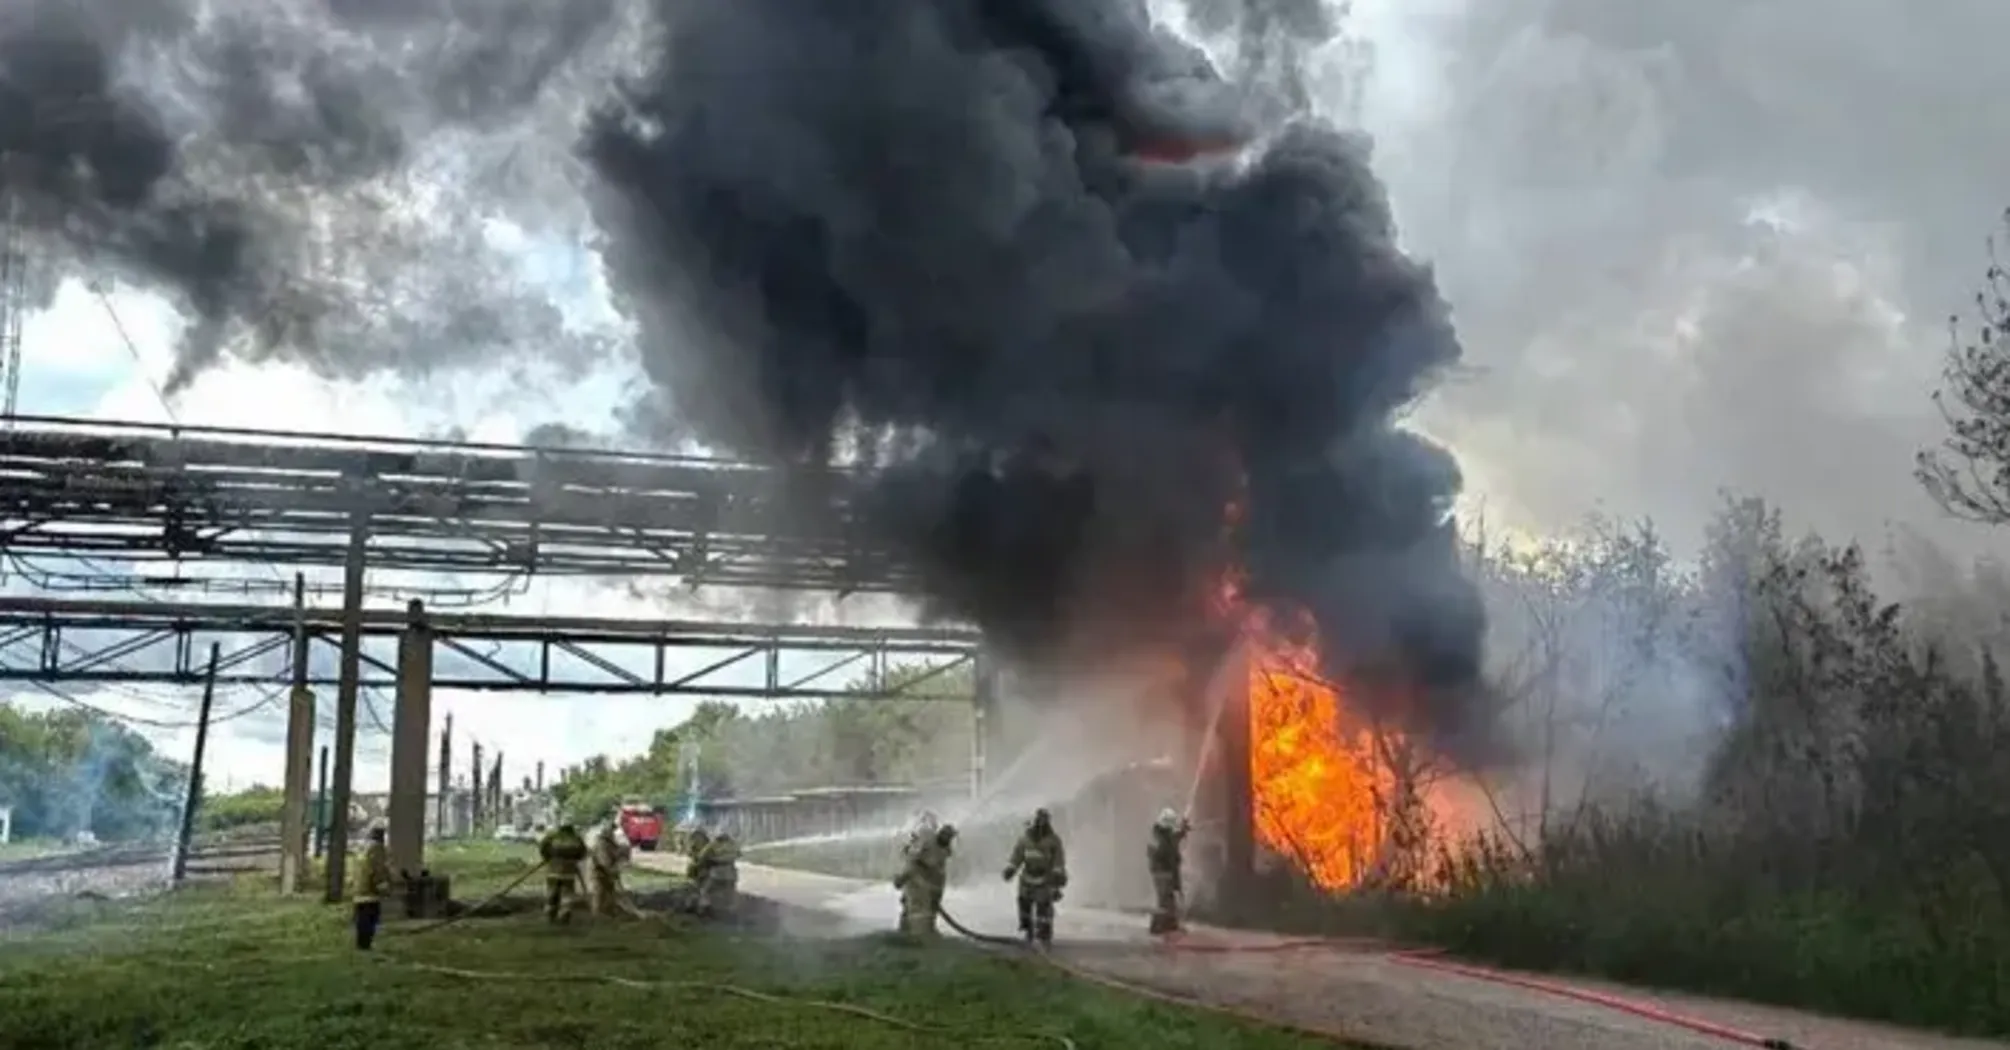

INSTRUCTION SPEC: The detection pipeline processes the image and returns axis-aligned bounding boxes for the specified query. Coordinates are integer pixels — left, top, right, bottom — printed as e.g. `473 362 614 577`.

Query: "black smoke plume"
0 0 620 392
584 0 1488 752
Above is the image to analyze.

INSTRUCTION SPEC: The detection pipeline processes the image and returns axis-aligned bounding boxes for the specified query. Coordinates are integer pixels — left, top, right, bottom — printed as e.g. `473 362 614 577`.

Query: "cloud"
1328 0 2009 555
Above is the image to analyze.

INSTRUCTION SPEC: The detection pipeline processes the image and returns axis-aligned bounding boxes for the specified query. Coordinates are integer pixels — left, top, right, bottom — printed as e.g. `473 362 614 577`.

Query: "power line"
91 286 177 425
20 678 286 730
85 291 302 595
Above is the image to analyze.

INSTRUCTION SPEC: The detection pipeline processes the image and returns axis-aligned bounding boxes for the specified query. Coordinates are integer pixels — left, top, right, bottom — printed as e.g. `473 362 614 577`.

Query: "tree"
0 703 188 842
551 662 976 821
1918 212 2010 523
201 784 286 832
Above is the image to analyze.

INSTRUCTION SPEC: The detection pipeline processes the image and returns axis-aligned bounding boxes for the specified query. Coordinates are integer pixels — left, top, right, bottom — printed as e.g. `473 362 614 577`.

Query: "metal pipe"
0 595 980 645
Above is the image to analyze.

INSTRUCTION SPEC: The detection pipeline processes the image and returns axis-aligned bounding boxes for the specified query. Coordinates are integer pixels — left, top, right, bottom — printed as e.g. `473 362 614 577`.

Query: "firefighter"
896 810 941 929
691 829 741 916
1147 807 1191 935
905 810 941 855
893 822 957 938
351 824 394 950
588 823 630 917
537 822 589 923
1002 807 1066 946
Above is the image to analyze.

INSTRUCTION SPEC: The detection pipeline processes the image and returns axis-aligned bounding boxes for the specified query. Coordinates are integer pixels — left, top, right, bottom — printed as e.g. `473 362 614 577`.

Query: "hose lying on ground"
938 903 1803 1050
374 928 1077 1049
373 868 1077 1049
389 861 550 938
1383 951 1798 1050
936 903 1380 1048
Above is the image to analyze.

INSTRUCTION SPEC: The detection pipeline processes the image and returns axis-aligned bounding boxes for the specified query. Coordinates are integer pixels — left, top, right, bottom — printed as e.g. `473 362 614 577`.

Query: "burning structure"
588 0 1489 906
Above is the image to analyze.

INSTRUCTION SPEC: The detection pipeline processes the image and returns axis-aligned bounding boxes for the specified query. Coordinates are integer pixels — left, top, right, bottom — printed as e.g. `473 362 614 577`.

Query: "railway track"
0 836 283 878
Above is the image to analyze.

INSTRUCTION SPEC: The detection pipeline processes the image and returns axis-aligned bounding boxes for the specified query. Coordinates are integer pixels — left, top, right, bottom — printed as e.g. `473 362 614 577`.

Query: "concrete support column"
278 686 316 892
387 599 433 877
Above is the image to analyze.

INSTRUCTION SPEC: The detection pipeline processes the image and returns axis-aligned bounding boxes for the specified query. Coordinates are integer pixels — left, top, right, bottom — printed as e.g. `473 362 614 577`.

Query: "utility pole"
170 644 221 884
535 760 544 793
436 713 451 840
0 190 28 426
279 573 315 893
323 513 368 903
471 740 484 832
312 745 329 857
490 751 503 823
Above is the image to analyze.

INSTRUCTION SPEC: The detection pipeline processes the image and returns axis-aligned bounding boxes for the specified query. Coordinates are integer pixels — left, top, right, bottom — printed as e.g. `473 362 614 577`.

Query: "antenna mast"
0 191 24 426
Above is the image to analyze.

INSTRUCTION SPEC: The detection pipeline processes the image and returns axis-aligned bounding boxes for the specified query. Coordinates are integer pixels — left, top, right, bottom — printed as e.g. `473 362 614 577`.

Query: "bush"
200 786 285 833
1369 510 2010 1036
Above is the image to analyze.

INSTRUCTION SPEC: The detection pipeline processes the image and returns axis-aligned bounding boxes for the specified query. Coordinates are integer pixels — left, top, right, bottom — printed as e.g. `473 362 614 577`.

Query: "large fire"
1209 495 1406 891
1245 629 1398 890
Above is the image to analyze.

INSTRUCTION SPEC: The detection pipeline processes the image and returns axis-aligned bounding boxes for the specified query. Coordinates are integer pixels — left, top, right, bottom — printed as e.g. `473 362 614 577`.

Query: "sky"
8 0 2009 797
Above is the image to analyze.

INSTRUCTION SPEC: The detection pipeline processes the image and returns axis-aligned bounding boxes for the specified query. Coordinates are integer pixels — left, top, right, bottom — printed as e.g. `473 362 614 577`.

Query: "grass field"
0 837 70 862
0 841 1347 1049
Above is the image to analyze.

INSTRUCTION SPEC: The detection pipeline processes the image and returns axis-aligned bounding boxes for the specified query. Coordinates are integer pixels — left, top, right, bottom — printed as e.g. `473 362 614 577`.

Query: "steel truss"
0 415 913 590
0 598 979 700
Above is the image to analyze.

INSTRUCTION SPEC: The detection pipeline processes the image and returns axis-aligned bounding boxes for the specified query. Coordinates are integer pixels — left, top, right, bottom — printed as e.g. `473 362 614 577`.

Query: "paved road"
634 853 1999 1050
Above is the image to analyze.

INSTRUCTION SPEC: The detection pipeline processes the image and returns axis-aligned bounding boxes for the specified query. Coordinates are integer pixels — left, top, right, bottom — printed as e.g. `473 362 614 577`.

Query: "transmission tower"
0 193 24 426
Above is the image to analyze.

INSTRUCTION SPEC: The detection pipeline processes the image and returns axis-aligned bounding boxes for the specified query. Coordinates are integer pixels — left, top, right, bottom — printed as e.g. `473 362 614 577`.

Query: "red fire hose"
1148 931 1799 1049
1381 949 1798 1050
939 904 1802 1048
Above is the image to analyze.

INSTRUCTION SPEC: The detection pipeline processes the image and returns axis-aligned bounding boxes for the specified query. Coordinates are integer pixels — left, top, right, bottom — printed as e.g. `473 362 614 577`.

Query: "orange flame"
1246 629 1396 890
1212 488 1402 891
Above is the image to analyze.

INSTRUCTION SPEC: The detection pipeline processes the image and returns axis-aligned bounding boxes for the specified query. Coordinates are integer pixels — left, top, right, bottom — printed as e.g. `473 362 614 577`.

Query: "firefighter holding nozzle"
894 821 957 937
1147 807 1191 934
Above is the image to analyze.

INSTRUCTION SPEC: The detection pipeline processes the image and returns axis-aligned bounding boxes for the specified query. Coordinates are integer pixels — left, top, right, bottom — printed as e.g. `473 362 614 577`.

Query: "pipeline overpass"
0 416 998 904
0 413 910 589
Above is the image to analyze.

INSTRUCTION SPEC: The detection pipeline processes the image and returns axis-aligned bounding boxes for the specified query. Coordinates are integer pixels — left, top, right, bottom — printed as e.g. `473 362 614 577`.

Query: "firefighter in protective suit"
904 810 941 859
1147 808 1191 934
537 823 589 923
588 823 630 917
690 829 741 916
1003 808 1066 945
351 824 394 950
894 822 956 937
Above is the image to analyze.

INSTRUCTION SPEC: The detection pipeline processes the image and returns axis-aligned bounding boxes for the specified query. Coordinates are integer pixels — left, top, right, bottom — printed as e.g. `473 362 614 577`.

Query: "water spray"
1181 635 1251 821
677 740 703 827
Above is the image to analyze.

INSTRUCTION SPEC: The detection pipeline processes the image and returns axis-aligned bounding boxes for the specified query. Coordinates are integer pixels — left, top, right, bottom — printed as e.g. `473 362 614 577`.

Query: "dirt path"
633 855 2000 1050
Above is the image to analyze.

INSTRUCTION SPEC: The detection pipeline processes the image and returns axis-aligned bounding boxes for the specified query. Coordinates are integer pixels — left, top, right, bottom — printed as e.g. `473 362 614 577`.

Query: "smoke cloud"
583 0 1487 751
0 0 631 393
7 0 1491 751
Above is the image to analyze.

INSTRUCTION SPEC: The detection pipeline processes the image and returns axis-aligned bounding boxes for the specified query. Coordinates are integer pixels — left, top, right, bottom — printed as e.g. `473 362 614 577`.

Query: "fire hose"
936 902 1384 1047
380 846 1804 1050
935 903 1802 1050
375 863 1076 1048
375 955 1078 1049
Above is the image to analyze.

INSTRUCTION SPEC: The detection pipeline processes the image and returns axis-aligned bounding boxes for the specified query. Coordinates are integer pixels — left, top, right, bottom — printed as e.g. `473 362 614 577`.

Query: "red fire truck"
616 801 664 851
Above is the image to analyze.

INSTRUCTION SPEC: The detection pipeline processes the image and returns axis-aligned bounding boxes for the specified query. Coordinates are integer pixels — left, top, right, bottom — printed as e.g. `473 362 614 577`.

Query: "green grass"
0 841 1344 1049
0 837 68 862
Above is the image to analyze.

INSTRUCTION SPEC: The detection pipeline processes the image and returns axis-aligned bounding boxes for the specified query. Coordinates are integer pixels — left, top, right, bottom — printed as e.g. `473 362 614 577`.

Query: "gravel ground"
0 844 279 932
640 856 2004 1050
